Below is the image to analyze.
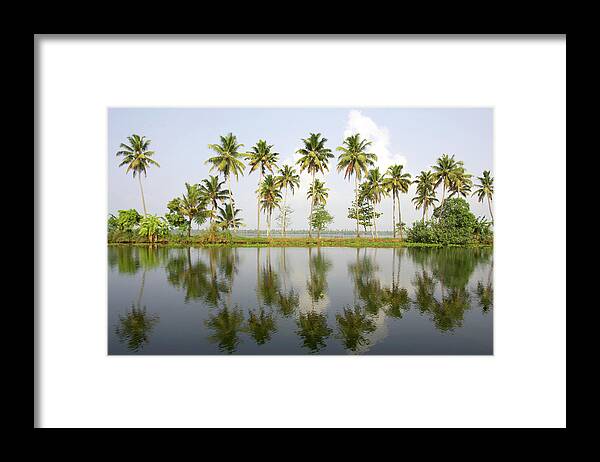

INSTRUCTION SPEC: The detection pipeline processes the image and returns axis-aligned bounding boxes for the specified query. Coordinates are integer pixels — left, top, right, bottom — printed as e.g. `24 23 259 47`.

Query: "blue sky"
108 108 493 229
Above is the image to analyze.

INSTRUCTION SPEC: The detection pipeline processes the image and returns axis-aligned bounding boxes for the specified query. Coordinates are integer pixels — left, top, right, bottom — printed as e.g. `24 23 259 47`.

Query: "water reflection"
306 247 332 310
109 245 493 354
246 308 277 345
114 269 160 352
335 305 377 352
296 311 333 353
205 305 245 354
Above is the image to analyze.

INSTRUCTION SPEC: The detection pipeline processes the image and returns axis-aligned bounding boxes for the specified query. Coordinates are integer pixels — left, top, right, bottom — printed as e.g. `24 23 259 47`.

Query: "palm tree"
413 170 438 222
216 203 244 232
275 164 300 237
116 134 160 216
295 133 333 237
382 165 412 239
432 154 463 212
178 182 207 237
364 168 387 238
448 167 473 199
472 170 494 221
206 133 246 208
258 174 282 238
198 175 230 224
306 179 329 236
336 134 377 238
245 140 279 237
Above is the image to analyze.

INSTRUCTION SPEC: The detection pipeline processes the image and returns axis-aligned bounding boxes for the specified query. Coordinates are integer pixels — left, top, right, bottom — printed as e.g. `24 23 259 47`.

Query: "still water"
108 246 493 355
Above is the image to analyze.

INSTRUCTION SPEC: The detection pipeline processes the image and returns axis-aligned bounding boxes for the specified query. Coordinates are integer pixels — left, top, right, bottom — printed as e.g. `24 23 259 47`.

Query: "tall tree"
275 164 300 237
364 168 388 238
383 165 412 239
295 133 333 237
116 134 160 216
432 154 462 212
258 174 282 238
472 170 494 221
412 170 438 222
198 175 230 224
206 133 246 208
336 134 377 237
245 140 279 237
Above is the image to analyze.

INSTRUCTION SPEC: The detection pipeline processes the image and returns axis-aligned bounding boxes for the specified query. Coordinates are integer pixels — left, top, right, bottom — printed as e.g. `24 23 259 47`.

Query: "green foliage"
348 197 379 232
165 198 188 231
205 133 246 181
406 198 492 245
310 205 334 236
108 209 142 241
138 215 169 243
217 203 244 231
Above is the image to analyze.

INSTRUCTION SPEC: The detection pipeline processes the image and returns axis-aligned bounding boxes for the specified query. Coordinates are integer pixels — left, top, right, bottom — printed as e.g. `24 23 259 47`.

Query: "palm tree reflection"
296 311 332 353
335 305 376 352
246 308 277 345
114 269 159 352
166 248 231 306
115 304 159 352
204 305 245 354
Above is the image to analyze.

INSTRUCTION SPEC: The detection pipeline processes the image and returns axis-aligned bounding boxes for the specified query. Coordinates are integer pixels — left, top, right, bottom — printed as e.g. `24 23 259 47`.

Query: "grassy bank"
108 234 491 248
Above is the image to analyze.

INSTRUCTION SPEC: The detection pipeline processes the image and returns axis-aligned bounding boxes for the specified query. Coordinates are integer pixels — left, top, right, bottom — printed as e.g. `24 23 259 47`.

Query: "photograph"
36 34 565 428
108 107 494 355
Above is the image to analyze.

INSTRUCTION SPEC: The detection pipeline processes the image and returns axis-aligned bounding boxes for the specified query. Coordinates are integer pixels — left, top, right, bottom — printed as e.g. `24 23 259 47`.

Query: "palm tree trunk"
188 219 192 238
257 172 262 238
138 175 147 216
355 176 359 238
267 210 271 238
392 190 396 238
137 269 146 308
228 175 233 208
282 186 288 237
309 172 315 238
439 183 446 221
398 194 403 240
488 196 494 222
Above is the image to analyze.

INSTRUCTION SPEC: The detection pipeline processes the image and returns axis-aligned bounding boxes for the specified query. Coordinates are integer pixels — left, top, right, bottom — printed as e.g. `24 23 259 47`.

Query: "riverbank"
108 235 492 248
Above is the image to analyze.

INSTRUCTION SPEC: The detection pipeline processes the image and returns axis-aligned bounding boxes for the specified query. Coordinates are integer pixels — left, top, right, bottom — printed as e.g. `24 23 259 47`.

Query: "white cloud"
343 110 408 172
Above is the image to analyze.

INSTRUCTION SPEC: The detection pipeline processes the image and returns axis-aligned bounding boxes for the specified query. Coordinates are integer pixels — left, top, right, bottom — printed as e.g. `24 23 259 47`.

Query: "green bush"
406 198 492 245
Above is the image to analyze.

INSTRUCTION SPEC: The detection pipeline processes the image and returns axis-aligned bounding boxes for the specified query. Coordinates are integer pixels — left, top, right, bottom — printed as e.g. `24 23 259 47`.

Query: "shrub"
406 198 491 245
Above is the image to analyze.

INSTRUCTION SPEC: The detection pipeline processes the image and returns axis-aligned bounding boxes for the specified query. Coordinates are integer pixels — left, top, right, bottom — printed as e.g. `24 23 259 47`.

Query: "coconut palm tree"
245 140 279 237
472 170 494 221
116 134 160 216
216 203 244 232
336 134 377 238
295 133 333 237
275 164 300 237
258 174 282 238
206 133 246 208
413 170 438 222
364 168 388 238
382 165 412 239
432 154 463 211
306 179 329 236
448 167 473 199
178 183 208 237
198 175 229 224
